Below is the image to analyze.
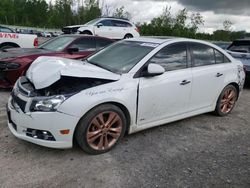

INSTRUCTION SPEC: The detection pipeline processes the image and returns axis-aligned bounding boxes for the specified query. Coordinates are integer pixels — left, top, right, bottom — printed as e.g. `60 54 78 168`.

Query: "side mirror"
97 23 103 28
142 63 165 77
67 47 79 54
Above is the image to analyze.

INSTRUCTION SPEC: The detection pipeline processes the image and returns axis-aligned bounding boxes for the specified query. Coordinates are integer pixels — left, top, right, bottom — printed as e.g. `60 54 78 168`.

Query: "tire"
124 34 133 39
80 30 93 35
75 104 127 155
214 85 238 116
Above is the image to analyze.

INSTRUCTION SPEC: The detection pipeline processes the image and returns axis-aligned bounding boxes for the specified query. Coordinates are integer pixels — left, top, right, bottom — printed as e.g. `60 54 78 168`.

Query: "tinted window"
70 38 96 51
112 20 132 27
149 43 187 71
99 20 113 26
39 36 75 51
192 43 215 67
96 39 112 49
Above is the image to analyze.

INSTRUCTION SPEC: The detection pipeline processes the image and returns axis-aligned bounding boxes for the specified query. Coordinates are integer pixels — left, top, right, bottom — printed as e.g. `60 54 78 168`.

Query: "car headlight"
31 95 66 112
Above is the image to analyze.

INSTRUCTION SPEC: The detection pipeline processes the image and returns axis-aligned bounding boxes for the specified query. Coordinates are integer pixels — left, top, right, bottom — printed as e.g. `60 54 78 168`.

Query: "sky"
47 0 250 33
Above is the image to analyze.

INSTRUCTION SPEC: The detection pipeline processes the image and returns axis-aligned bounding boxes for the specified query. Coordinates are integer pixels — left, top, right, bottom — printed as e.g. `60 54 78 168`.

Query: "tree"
112 6 131 20
223 20 233 31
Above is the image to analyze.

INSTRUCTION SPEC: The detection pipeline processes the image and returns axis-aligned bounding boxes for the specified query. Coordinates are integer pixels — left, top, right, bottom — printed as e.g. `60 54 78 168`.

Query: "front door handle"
216 73 223 77
180 80 191 85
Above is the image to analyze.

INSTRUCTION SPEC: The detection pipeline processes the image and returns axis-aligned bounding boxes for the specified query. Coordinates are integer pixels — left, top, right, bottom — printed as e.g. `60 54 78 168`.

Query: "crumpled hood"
0 48 52 60
26 56 120 89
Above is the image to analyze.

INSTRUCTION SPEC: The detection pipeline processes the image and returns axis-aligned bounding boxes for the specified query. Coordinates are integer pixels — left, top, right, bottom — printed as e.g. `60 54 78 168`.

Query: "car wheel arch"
80 30 93 35
73 101 131 142
0 42 20 49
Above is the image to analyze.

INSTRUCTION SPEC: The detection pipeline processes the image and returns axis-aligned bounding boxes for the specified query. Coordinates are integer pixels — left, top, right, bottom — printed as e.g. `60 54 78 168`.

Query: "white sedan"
7 38 245 154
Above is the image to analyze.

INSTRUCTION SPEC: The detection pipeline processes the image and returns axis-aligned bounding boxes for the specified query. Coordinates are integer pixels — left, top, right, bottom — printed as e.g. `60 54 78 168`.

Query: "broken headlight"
31 95 66 112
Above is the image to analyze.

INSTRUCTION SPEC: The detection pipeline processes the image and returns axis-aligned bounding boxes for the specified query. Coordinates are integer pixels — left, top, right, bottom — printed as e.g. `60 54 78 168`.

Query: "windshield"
87 41 157 73
84 18 101 26
228 41 250 53
39 36 75 51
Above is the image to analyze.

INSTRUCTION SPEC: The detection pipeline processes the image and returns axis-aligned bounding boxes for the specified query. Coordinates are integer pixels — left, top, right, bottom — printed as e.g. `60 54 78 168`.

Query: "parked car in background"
0 25 38 50
62 25 84 34
76 17 140 39
42 32 52 38
0 35 114 88
227 39 250 79
7 38 245 154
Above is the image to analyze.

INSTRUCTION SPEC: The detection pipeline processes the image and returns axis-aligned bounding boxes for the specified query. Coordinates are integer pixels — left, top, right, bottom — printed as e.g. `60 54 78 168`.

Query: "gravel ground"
0 85 250 188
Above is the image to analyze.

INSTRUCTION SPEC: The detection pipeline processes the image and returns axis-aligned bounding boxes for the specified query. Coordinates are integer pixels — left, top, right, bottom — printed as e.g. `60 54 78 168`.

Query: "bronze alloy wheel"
220 88 237 114
75 104 126 154
87 111 123 151
214 84 238 116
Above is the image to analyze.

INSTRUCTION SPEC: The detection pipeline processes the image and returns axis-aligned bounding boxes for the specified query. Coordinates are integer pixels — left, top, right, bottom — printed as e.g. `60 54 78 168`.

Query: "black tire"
75 104 127 155
214 85 238 116
80 30 93 35
124 34 133 39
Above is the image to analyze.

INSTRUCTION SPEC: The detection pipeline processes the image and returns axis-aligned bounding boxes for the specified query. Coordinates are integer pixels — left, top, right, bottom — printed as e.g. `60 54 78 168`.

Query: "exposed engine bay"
19 76 113 97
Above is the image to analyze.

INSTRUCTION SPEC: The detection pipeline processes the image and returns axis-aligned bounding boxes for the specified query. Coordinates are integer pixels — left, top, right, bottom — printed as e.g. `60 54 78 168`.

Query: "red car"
0 35 114 88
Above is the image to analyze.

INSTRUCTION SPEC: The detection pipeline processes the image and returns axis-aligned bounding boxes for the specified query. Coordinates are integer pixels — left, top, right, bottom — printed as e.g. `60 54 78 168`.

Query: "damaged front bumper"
7 81 80 149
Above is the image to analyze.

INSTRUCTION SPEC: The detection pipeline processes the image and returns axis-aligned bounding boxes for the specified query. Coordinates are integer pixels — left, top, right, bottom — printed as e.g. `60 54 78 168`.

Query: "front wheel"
214 85 238 116
75 104 127 155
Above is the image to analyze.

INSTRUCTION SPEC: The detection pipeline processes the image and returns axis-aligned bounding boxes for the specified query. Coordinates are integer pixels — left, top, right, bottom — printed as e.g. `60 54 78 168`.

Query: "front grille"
11 92 27 112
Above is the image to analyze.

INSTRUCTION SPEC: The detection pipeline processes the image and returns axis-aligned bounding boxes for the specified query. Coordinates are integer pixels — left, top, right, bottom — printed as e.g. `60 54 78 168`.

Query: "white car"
7 38 245 154
0 26 38 50
77 17 140 39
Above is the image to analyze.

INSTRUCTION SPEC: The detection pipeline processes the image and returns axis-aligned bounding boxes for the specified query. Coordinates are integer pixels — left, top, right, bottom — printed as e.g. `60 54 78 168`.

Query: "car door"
94 19 114 38
111 20 128 39
188 42 227 111
137 43 192 125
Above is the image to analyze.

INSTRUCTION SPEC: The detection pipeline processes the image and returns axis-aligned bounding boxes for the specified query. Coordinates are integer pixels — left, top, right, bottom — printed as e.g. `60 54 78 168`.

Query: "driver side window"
148 43 188 71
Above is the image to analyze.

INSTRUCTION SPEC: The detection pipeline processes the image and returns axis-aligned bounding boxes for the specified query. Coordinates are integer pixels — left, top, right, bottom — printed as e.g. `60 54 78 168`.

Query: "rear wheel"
214 85 238 116
75 104 126 155
124 34 133 39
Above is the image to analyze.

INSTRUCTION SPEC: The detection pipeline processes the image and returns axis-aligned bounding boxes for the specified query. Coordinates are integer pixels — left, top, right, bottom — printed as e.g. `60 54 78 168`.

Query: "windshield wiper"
85 59 118 74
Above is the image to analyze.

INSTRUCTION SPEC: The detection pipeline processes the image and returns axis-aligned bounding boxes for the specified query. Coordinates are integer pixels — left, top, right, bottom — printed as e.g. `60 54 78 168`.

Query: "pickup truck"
0 26 38 50
227 39 250 80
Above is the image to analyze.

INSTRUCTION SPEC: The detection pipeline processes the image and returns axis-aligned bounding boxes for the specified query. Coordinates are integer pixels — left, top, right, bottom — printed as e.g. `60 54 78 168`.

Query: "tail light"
34 37 39 47
135 27 140 33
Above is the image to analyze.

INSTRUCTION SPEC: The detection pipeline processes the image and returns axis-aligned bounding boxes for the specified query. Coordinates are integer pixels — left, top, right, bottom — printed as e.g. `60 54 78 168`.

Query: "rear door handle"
180 80 191 85
216 73 223 77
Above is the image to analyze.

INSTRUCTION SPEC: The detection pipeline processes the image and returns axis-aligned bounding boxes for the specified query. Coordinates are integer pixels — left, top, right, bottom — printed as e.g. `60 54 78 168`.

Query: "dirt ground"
0 85 249 188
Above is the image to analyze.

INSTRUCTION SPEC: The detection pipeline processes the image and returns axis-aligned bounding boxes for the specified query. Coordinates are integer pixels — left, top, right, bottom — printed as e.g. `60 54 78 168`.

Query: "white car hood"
26 56 120 89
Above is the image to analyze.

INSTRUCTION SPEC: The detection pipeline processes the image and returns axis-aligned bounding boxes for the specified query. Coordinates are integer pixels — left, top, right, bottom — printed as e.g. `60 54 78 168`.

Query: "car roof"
126 37 222 46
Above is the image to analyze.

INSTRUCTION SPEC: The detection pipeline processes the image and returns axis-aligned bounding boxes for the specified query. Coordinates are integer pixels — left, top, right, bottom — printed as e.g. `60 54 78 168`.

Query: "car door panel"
137 42 192 125
138 69 192 125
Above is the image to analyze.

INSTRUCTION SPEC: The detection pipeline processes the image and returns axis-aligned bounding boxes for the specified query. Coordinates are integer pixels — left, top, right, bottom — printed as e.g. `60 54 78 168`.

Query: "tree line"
0 0 249 41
